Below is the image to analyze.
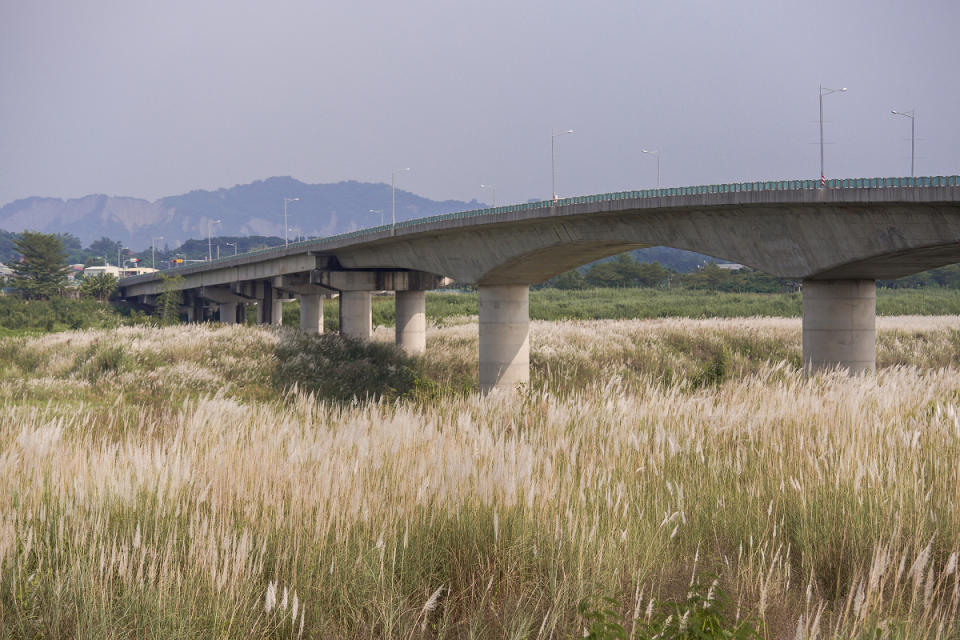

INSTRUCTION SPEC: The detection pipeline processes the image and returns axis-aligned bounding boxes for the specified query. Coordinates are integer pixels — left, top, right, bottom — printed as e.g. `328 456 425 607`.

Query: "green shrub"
78 341 132 381
272 329 422 403
577 579 761 640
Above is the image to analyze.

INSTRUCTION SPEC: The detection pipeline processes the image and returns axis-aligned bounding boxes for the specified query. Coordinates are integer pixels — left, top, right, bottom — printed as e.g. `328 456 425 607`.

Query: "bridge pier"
193 298 205 323
299 294 324 334
340 291 372 340
219 302 238 324
257 301 284 325
478 284 529 393
802 279 876 374
395 290 426 354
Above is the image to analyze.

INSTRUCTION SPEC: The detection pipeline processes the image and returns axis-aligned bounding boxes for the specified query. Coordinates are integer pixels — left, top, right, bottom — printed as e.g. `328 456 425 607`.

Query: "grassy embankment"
3 317 960 637
1 287 957 336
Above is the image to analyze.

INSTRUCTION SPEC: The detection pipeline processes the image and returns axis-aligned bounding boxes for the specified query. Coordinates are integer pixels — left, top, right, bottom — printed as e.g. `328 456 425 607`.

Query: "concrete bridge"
118 176 960 391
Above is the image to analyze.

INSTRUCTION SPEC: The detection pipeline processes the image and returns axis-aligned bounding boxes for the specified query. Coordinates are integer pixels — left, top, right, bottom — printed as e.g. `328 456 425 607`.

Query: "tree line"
539 252 960 292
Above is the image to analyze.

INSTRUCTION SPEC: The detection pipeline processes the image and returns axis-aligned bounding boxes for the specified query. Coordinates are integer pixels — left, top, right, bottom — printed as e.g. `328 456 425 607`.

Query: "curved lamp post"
481 184 496 208
819 85 847 186
207 219 221 261
891 109 916 177
641 149 661 188
392 168 410 233
552 129 574 202
283 197 299 248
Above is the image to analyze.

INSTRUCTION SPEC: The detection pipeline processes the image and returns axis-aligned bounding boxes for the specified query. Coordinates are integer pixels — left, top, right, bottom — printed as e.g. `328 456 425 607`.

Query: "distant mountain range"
0 177 484 250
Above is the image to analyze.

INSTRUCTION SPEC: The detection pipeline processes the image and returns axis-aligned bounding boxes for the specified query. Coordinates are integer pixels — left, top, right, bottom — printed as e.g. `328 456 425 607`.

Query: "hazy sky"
2 0 958 208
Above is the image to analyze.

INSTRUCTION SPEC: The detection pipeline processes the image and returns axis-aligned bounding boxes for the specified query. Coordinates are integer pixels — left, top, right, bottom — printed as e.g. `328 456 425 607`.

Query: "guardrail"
135 175 960 278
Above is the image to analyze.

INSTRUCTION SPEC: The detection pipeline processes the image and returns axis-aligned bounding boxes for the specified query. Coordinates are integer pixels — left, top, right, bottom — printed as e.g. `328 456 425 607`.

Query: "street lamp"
481 184 496 207
641 149 661 188
207 219 221 262
369 209 384 226
151 236 164 270
552 129 574 202
392 168 410 233
283 197 300 248
117 247 128 273
819 85 847 186
225 241 238 256
891 109 916 178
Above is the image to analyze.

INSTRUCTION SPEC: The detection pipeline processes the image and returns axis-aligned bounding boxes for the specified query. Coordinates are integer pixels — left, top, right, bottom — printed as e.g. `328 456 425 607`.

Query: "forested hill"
0 177 482 251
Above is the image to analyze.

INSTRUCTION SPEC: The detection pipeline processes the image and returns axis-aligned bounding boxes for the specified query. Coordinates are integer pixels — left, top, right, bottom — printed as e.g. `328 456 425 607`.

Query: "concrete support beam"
236 303 247 325
802 279 876 374
340 291 372 340
395 290 426 354
219 302 238 324
478 284 529 393
299 294 323 334
184 307 195 323
313 269 450 292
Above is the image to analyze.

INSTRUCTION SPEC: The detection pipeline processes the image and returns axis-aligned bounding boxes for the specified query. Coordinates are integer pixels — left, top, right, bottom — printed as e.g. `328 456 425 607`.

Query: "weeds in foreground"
579 578 761 639
2 319 960 637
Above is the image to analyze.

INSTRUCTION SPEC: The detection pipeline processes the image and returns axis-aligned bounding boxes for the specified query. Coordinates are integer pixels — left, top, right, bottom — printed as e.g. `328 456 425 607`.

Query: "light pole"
819 85 847 186
481 184 496 207
552 129 574 202
117 247 127 273
225 242 238 256
392 168 410 233
891 109 916 178
151 236 164 270
207 219 221 262
641 149 661 188
369 209 384 226
283 197 299 248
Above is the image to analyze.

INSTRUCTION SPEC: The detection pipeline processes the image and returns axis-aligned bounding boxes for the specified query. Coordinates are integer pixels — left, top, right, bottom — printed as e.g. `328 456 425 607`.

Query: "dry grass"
2 317 960 638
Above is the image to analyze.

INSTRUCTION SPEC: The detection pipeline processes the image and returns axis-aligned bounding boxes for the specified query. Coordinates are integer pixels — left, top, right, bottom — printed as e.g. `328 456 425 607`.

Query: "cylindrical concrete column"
271 300 284 326
478 284 529 393
219 302 237 324
236 303 247 325
802 279 876 374
340 291 372 340
395 290 426 354
299 294 324 334
184 307 195 323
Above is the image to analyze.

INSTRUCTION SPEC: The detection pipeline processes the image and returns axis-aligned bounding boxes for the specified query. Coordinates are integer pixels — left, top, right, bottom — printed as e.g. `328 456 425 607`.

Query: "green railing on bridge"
142 175 960 278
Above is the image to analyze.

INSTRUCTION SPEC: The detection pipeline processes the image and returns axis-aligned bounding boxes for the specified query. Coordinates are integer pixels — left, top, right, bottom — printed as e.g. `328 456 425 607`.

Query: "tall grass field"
2 315 960 637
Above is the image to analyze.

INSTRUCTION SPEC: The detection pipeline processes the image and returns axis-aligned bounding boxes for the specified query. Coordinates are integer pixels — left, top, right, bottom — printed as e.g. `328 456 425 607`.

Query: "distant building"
83 265 122 278
716 263 745 271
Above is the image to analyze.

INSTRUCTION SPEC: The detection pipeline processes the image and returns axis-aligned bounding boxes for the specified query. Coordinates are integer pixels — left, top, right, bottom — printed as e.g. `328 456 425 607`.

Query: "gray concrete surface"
219 302 238 324
340 291 372 340
119 185 960 298
299 294 323 334
395 290 426 354
478 285 530 393
802 279 877 374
